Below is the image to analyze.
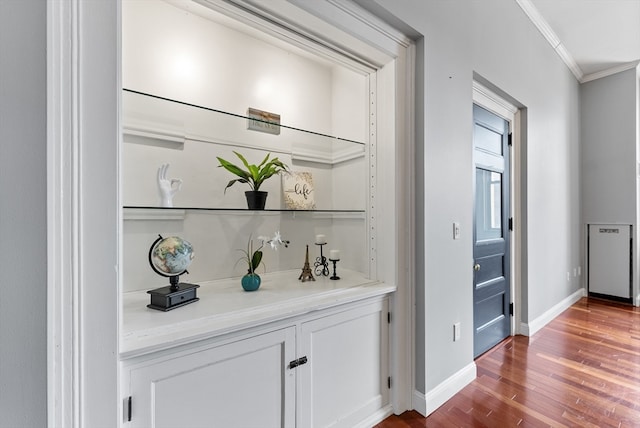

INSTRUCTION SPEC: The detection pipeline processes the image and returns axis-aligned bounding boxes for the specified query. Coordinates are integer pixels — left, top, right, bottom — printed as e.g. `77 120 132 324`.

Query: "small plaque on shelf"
283 171 315 210
247 108 281 135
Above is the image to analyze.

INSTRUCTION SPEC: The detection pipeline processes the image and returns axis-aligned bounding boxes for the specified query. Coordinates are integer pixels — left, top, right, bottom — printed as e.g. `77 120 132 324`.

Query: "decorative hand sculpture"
157 164 182 207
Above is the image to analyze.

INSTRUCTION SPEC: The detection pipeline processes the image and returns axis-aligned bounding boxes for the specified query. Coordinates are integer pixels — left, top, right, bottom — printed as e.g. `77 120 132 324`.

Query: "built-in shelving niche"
122 89 369 293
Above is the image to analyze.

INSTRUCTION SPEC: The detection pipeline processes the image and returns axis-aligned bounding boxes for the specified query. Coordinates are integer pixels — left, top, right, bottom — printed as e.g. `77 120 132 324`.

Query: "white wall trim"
412 390 427 418
581 60 640 84
412 362 477 417
352 404 393 428
520 288 586 337
325 0 412 50
47 1 77 425
515 0 639 84
472 81 518 117
515 0 584 82
195 0 380 73
48 0 120 425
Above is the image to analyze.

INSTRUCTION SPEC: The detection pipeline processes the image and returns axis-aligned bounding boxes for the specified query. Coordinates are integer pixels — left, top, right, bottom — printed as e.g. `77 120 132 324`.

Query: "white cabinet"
125 327 296 428
298 301 389 428
121 297 389 428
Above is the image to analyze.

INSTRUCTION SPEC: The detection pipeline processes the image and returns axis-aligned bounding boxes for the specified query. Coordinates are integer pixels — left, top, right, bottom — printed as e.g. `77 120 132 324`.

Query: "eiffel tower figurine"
298 244 315 282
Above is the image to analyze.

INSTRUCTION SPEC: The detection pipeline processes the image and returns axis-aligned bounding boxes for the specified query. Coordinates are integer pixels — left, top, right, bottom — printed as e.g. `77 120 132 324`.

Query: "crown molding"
554 43 584 81
196 0 389 72
515 0 560 48
580 60 640 84
515 0 584 82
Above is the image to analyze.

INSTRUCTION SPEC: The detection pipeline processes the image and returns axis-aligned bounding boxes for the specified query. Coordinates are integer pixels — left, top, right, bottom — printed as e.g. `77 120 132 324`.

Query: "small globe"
149 236 194 277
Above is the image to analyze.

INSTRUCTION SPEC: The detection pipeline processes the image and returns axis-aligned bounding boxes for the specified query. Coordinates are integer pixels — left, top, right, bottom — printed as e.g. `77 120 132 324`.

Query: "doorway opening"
472 80 522 357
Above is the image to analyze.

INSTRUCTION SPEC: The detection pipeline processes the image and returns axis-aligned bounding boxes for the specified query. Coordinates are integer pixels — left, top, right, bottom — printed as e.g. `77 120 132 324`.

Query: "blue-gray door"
473 104 511 358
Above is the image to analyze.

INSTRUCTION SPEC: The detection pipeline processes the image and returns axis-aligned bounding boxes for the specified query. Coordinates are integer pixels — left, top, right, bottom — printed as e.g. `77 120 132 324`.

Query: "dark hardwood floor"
376 297 640 427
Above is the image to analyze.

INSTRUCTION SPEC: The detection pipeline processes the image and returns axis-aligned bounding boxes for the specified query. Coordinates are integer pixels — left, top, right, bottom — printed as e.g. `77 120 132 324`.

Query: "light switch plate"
453 222 461 240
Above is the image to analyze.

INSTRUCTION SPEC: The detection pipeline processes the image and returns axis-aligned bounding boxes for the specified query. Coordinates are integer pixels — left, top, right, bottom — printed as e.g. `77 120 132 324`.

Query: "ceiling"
519 0 640 82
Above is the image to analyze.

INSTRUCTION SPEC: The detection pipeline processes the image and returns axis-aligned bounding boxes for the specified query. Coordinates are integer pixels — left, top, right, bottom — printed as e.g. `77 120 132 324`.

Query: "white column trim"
47 0 120 426
47 0 78 425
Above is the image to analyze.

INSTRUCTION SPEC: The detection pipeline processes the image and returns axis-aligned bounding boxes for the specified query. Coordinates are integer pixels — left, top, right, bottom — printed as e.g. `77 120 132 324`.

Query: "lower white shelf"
121 269 395 358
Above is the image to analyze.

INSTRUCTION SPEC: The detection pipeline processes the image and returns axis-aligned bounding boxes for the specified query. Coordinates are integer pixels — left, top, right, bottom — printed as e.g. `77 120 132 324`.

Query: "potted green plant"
216 151 289 210
238 232 290 291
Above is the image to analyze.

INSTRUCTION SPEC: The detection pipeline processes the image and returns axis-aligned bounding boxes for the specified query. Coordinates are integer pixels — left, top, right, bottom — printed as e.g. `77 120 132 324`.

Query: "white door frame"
472 81 523 336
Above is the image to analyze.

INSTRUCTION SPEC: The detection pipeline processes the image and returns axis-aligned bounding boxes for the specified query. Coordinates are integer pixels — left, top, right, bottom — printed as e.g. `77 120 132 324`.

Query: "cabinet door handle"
288 356 308 369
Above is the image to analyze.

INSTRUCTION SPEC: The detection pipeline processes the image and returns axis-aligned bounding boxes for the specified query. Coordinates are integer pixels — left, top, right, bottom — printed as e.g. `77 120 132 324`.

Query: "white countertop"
121 269 395 359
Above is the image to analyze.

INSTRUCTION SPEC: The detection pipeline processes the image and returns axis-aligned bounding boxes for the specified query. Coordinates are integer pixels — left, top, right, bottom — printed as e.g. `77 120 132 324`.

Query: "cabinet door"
298 299 389 428
125 327 296 428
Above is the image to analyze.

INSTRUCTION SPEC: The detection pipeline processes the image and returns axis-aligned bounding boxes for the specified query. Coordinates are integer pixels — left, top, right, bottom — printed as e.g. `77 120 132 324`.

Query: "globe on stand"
147 235 200 311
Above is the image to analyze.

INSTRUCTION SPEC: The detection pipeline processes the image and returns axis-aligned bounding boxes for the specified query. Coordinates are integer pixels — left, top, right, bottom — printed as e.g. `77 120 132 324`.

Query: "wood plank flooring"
375 297 640 427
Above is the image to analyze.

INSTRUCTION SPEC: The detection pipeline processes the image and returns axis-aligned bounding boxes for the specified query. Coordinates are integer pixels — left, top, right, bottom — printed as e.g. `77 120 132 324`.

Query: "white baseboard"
412 390 427 417
352 405 393 428
520 288 585 337
412 361 477 417
410 289 586 420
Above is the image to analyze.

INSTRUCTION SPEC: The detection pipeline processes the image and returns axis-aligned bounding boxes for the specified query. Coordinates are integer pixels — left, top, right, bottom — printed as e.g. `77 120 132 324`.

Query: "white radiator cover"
588 224 632 299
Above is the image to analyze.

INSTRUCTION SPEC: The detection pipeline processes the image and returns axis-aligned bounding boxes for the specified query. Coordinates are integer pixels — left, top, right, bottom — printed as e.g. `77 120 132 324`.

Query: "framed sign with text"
247 108 281 135
282 172 315 210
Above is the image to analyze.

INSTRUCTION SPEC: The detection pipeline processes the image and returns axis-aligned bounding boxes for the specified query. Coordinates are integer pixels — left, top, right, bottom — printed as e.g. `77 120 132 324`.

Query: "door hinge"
508 132 513 146
288 356 308 369
126 396 132 422
387 312 391 324
508 217 513 231
509 302 514 316
388 376 392 389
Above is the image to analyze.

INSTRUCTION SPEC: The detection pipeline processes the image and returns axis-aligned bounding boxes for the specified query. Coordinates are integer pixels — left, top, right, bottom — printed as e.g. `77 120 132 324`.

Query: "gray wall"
371 0 582 393
0 0 48 426
581 67 639 301
582 69 637 225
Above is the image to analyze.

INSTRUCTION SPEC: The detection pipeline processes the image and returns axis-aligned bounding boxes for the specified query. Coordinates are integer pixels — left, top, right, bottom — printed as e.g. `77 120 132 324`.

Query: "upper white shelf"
122 88 369 211
122 89 366 165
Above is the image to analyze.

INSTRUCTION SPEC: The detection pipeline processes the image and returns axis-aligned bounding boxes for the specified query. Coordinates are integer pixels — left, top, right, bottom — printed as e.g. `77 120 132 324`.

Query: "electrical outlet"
453 322 461 341
566 272 570 282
